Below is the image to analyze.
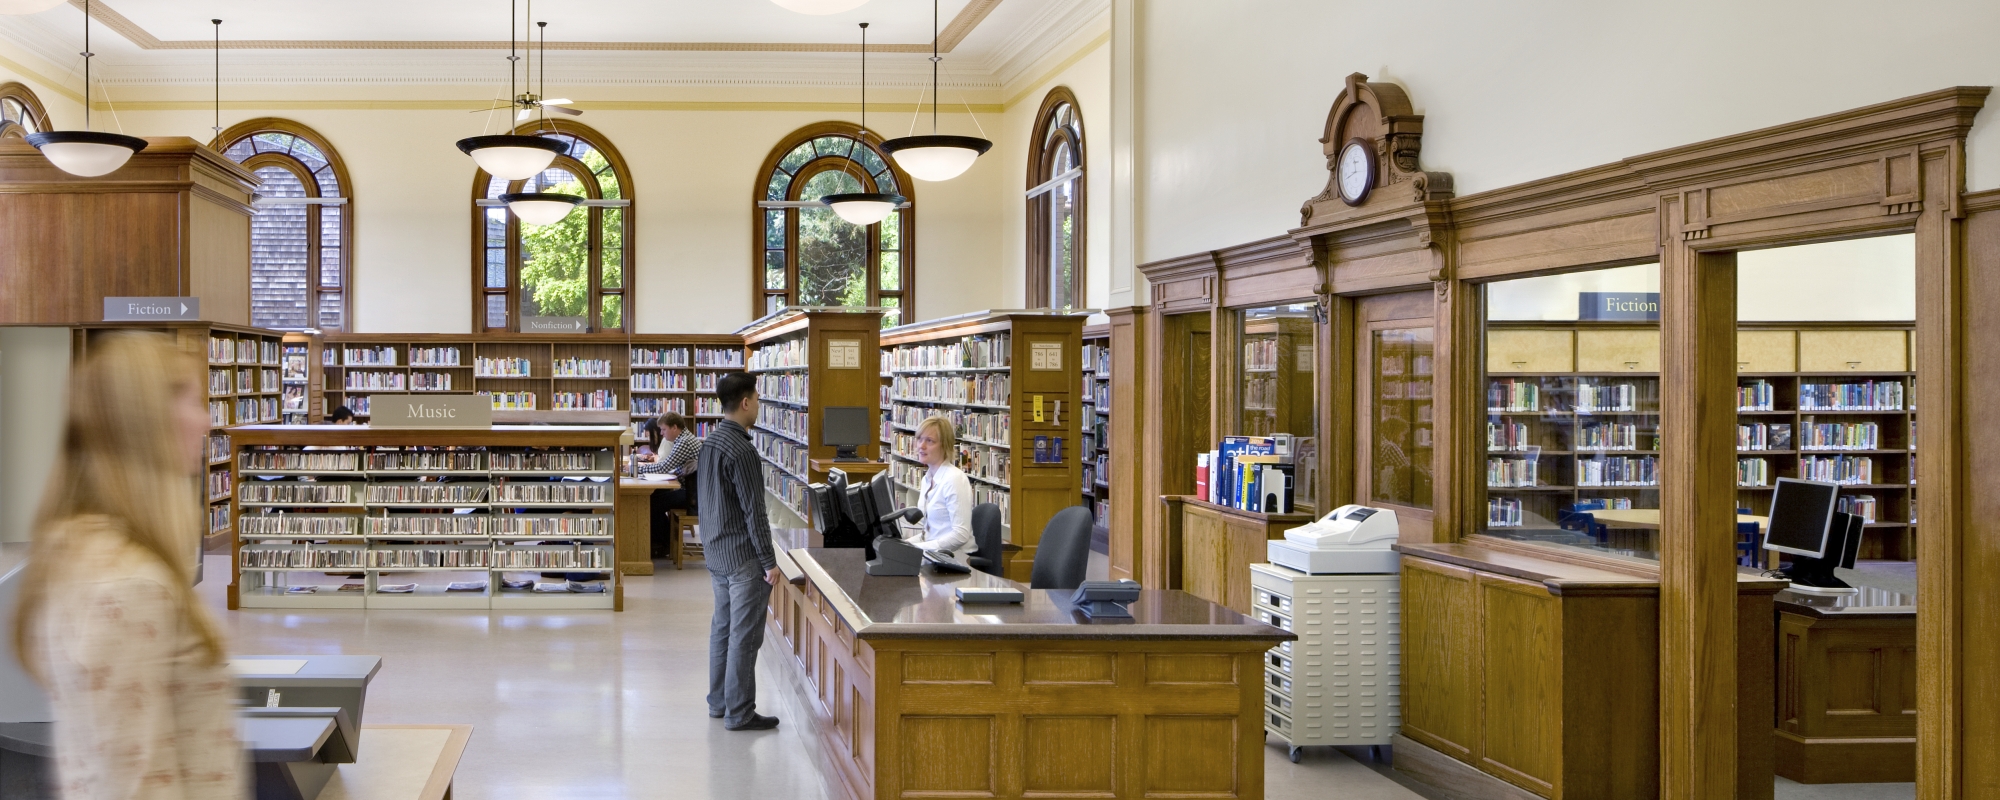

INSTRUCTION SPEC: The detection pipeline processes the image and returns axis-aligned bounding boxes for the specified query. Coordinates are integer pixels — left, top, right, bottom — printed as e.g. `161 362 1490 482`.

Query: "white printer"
1267 504 1400 574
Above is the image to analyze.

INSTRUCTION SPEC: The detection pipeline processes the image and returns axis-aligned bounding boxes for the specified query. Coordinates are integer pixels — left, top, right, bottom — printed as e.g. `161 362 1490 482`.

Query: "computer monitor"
1763 478 1841 558
1778 510 1862 593
1835 511 1863 570
822 406 872 462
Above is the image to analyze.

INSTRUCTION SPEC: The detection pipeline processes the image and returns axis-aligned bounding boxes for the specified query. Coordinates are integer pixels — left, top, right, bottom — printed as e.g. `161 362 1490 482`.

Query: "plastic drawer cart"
1250 563 1401 761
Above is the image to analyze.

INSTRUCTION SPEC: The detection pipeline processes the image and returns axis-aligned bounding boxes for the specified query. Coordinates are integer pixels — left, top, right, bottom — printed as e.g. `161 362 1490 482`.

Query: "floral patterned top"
28 516 245 800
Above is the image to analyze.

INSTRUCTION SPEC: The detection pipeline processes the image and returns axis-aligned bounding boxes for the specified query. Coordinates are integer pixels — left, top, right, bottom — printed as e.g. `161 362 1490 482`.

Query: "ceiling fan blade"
550 105 584 116
468 104 512 113
542 98 573 106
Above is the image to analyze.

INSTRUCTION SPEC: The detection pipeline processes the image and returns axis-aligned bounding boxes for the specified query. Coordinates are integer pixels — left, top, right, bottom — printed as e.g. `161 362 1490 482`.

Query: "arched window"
0 82 52 141
473 120 632 332
755 123 915 327
1026 88 1084 309
219 119 352 331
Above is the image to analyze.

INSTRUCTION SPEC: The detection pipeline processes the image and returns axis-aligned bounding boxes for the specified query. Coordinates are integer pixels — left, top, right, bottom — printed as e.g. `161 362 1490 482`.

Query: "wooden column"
1106 305 1150 582
1657 209 1739 799
1431 257 1480 542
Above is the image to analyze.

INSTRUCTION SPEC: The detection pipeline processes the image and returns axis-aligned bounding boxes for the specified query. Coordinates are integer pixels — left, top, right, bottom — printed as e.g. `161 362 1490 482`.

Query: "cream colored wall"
106 100 1005 334
992 31 1111 309
1134 0 2000 264
0 328 70 545
0 38 87 135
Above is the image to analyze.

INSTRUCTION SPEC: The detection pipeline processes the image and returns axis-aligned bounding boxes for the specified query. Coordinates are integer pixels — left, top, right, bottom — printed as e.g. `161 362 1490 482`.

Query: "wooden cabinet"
1798 330 1908 372
1486 329 1574 373
1168 496 1312 615
1394 542 1782 800
1774 590 1916 784
1575 329 1659 373
1737 330 1798 372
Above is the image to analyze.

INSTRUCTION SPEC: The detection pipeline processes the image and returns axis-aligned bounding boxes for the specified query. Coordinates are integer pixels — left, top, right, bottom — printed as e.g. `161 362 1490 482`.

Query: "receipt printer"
1267 505 1400 574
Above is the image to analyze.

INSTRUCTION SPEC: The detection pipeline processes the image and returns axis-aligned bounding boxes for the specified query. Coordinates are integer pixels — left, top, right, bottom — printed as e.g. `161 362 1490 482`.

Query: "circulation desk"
766 529 1291 800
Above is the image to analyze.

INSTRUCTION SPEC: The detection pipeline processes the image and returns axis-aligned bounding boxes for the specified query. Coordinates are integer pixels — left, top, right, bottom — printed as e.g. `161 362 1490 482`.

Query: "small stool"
670 513 702 570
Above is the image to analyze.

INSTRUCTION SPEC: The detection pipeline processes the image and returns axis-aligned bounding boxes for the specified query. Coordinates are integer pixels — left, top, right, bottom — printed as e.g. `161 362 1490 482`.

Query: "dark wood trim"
0 82 52 140
1025 86 1085 309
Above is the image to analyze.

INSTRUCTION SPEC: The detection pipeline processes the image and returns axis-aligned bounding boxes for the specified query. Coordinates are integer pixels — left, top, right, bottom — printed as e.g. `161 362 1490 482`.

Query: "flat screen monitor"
1833 511 1863 570
822 407 872 461
1763 478 1841 558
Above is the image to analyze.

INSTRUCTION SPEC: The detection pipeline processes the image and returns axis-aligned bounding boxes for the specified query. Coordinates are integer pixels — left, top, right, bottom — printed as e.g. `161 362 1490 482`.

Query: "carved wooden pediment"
1299 72 1453 230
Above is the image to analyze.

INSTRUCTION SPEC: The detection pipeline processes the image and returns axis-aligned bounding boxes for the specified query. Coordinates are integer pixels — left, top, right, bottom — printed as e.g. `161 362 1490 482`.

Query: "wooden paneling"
1476 574 1561 796
1798 329 1908 372
1177 498 1311 615
1775 610 1917 783
1485 329 1574 373
1023 716 1115 793
1106 307 1149 582
1575 329 1660 373
1143 716 1239 795
1141 312 1213 589
1399 558 1477 762
1945 190 2000 797
1737 330 1797 372
900 716 994 793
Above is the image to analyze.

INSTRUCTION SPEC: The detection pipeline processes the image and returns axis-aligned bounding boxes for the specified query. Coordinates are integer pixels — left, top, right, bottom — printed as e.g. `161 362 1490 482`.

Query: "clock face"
1337 140 1374 205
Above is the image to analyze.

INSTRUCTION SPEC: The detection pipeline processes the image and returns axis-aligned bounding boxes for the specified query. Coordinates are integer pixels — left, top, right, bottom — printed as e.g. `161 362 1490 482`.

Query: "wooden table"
766 528 1290 800
616 476 678 577
1774 586 1916 783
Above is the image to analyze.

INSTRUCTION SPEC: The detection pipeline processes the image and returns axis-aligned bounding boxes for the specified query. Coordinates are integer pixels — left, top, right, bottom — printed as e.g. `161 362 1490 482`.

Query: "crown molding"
986 0 1106 90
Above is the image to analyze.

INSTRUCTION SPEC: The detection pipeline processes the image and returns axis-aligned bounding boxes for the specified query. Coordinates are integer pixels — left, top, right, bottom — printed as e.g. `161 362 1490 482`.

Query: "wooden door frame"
1353 293 1438 538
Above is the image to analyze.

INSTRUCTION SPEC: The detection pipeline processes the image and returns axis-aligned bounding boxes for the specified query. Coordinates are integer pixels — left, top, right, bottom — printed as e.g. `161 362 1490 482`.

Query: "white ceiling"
0 0 1107 90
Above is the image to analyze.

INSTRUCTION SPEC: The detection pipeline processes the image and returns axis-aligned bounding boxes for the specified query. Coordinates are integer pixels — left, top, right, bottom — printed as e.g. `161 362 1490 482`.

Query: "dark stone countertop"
787 547 1291 643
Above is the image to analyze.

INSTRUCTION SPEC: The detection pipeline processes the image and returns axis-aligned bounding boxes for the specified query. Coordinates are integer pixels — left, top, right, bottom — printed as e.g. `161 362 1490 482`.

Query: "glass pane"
529 167 584 196
766 294 787 315
486 248 507 288
253 132 291 154
855 144 887 177
1 98 18 122
778 142 816 174
879 295 901 328
248 166 310 330
313 165 340 198
879 252 901 291
1373 327 1435 509
519 187 590 319
485 294 508 329
601 208 624 289
765 209 785 249
798 202 868 307
812 136 853 159
486 175 509 199
765 250 786 290
289 140 327 173
1239 303 1319 514
486 207 508 248
601 294 623 331
802 169 863 199
1051 178 1077 308
319 206 342 288
879 208 901 251
767 170 791 201
316 292 343 332
224 137 257 162
873 169 898 195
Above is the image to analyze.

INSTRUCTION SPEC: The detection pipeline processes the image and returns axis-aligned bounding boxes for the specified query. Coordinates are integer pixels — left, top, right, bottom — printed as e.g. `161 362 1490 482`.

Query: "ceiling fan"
472 1 584 122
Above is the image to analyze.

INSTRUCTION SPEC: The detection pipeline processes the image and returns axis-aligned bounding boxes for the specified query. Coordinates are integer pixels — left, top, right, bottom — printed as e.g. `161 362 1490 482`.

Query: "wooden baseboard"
1773 729 1915 784
1392 734 1546 800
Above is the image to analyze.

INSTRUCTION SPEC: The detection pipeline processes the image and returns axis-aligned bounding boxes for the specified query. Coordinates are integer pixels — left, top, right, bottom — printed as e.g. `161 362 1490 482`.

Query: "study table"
765 528 1291 800
615 475 679 576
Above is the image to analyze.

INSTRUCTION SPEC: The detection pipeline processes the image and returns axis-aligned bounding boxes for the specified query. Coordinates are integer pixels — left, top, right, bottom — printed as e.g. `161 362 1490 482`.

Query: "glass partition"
1236 303 1317 514
1371 326 1433 509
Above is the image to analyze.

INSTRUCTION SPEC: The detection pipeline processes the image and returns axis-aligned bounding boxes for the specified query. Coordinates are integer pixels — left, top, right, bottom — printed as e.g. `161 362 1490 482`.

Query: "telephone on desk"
1267 504 1401 574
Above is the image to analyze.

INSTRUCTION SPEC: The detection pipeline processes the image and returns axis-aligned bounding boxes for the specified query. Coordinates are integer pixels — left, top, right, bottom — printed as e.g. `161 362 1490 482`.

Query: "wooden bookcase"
316 333 743 446
738 309 884 520
1484 322 1918 560
72 322 285 549
228 424 624 611
280 332 323 424
1081 320 1112 542
880 310 1085 581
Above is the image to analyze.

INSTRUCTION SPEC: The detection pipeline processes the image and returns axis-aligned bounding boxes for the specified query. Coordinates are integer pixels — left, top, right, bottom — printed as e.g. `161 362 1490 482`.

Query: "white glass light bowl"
820 192 905 225
501 192 582 225
880 134 991 182
25 131 148 177
457 135 568 181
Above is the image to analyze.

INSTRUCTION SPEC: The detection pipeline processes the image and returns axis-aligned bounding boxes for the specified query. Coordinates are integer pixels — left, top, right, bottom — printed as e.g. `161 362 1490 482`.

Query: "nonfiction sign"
522 316 588 333
1578 292 1661 322
367 394 493 429
103 297 201 321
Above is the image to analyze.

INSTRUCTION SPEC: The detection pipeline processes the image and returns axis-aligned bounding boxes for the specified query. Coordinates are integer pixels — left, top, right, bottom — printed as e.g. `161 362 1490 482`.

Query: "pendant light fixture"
457 0 565 181
769 0 870 15
820 23 905 226
500 19 579 227
879 0 989 182
27 0 146 177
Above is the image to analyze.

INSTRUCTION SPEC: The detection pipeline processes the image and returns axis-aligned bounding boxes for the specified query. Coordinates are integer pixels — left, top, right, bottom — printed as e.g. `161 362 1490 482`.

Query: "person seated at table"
898 416 975 567
642 413 702 556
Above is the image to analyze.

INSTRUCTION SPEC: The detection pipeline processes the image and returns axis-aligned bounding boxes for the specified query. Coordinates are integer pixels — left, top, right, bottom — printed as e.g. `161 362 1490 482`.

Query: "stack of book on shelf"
1194 435 1296 513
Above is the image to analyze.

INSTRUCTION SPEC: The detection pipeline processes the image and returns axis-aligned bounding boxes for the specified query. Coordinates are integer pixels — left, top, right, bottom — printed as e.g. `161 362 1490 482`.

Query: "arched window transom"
756 125 914 327
220 121 351 331
0 83 49 141
474 123 632 332
1027 89 1084 309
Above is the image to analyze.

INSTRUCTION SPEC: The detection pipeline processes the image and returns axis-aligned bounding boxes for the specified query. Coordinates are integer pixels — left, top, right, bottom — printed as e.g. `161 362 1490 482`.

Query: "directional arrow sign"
523 316 589 333
104 297 201 321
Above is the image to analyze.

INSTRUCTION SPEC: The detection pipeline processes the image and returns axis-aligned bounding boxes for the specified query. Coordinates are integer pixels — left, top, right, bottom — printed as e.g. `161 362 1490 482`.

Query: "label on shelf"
369 394 494 429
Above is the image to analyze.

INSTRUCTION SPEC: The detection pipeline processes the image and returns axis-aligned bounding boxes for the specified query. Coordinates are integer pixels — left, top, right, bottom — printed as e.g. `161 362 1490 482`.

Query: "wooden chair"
670 512 703 570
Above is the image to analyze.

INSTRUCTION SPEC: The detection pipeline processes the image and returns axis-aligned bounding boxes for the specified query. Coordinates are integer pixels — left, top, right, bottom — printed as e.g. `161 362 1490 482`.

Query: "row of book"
473 357 533 377
1575 383 1643 413
632 396 687 417
410 372 453 391
369 484 488 504
1487 457 1539 488
208 336 276 365
1801 455 1876 485
697 372 720 392
369 451 482 472
887 405 1009 444
1244 337 1281 372
763 463 807 516
551 358 613 378
630 347 691 367
491 451 601 471
1800 380 1905 411
630 371 689 391
368 548 490 568
1739 457 1770 487
551 391 617 411
1377 378 1434 401
1738 422 1793 451
491 483 610 504
1091 379 1110 408
345 371 406 390
753 431 808 479
1578 422 1644 451
1489 379 1542 412
1577 456 1657 487
242 547 365 569
242 515 360 538
1244 376 1280 410
210 505 232 534
1194 435 1296 513
757 404 808 442
891 374 1010 407
493 547 612 569
755 373 809 405
283 387 308 412
695 347 745 368
207 433 232 462
235 398 279 424
243 514 613 539
1082 343 1111 374
206 470 233 501
1798 420 1881 450
245 451 362 471
1837 494 1878 523
891 334 1011 371
487 392 536 410
1487 497 1524 527
1739 380 1776 411
344 346 398 366
696 397 724 416
243 484 356 504
749 339 808 371
410 347 462 366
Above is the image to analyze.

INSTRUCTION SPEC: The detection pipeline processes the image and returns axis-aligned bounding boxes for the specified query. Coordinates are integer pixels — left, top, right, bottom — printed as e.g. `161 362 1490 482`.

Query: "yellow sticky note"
1033 394 1044 423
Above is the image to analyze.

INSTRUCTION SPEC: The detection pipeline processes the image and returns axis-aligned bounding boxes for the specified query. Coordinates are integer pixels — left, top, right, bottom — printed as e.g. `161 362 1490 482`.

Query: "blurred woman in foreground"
13 332 243 799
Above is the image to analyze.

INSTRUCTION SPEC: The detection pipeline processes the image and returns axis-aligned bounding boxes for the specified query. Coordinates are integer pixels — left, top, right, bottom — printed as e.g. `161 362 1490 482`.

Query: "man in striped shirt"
697 372 783 731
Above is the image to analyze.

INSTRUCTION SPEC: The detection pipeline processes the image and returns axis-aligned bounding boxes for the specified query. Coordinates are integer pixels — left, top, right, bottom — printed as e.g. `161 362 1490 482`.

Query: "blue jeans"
707 567 772 725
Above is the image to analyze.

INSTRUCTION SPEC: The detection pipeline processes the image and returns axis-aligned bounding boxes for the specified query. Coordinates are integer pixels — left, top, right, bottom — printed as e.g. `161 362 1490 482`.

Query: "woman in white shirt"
902 416 975 564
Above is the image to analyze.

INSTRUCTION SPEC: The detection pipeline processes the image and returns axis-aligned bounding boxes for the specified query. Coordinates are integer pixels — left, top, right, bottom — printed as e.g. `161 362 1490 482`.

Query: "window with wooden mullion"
756 125 914 325
473 122 633 332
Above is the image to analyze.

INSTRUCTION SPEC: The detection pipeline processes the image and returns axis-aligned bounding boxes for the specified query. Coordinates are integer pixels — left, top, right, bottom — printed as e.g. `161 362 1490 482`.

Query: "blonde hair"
917 415 958 452
14 332 227 678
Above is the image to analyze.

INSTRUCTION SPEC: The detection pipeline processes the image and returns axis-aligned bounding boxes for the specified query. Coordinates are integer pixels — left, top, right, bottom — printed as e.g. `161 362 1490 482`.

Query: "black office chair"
1030 506 1094 590
967 503 1004 576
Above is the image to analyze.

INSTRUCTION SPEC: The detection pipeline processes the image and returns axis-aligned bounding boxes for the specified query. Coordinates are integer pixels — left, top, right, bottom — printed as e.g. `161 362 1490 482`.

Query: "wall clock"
1337 138 1376 206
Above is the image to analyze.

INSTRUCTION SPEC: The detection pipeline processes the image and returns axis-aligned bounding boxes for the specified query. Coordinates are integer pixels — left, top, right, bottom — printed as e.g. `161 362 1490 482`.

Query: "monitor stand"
832 445 865 462
1779 557 1859 595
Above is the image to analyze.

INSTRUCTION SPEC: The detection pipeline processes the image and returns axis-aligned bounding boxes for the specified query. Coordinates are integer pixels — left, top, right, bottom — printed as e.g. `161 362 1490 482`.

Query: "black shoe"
725 713 779 731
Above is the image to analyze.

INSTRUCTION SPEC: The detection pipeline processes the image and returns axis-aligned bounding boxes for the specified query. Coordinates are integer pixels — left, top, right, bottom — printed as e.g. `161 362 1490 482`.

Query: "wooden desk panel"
615 479 674 577
1170 497 1313 615
1774 588 1916 784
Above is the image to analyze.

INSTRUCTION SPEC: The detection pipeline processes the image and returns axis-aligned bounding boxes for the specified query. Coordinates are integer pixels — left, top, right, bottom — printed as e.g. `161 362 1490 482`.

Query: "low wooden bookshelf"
737 308 884 521
880 310 1086 582
228 424 624 611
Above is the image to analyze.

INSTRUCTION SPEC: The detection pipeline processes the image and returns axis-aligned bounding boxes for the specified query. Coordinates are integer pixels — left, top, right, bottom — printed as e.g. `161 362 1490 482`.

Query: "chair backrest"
970 503 1004 575
1030 506 1095 590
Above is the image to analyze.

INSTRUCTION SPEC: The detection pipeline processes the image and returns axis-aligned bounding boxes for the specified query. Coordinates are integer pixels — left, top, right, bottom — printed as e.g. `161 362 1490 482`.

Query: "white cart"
1250 562 1401 762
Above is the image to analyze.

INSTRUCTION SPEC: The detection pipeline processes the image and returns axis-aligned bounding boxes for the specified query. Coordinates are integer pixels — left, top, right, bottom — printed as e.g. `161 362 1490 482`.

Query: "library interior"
0 1 1995 799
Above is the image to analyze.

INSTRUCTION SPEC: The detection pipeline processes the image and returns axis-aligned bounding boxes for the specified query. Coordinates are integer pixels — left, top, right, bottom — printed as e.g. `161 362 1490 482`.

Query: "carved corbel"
1411 171 1454 203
